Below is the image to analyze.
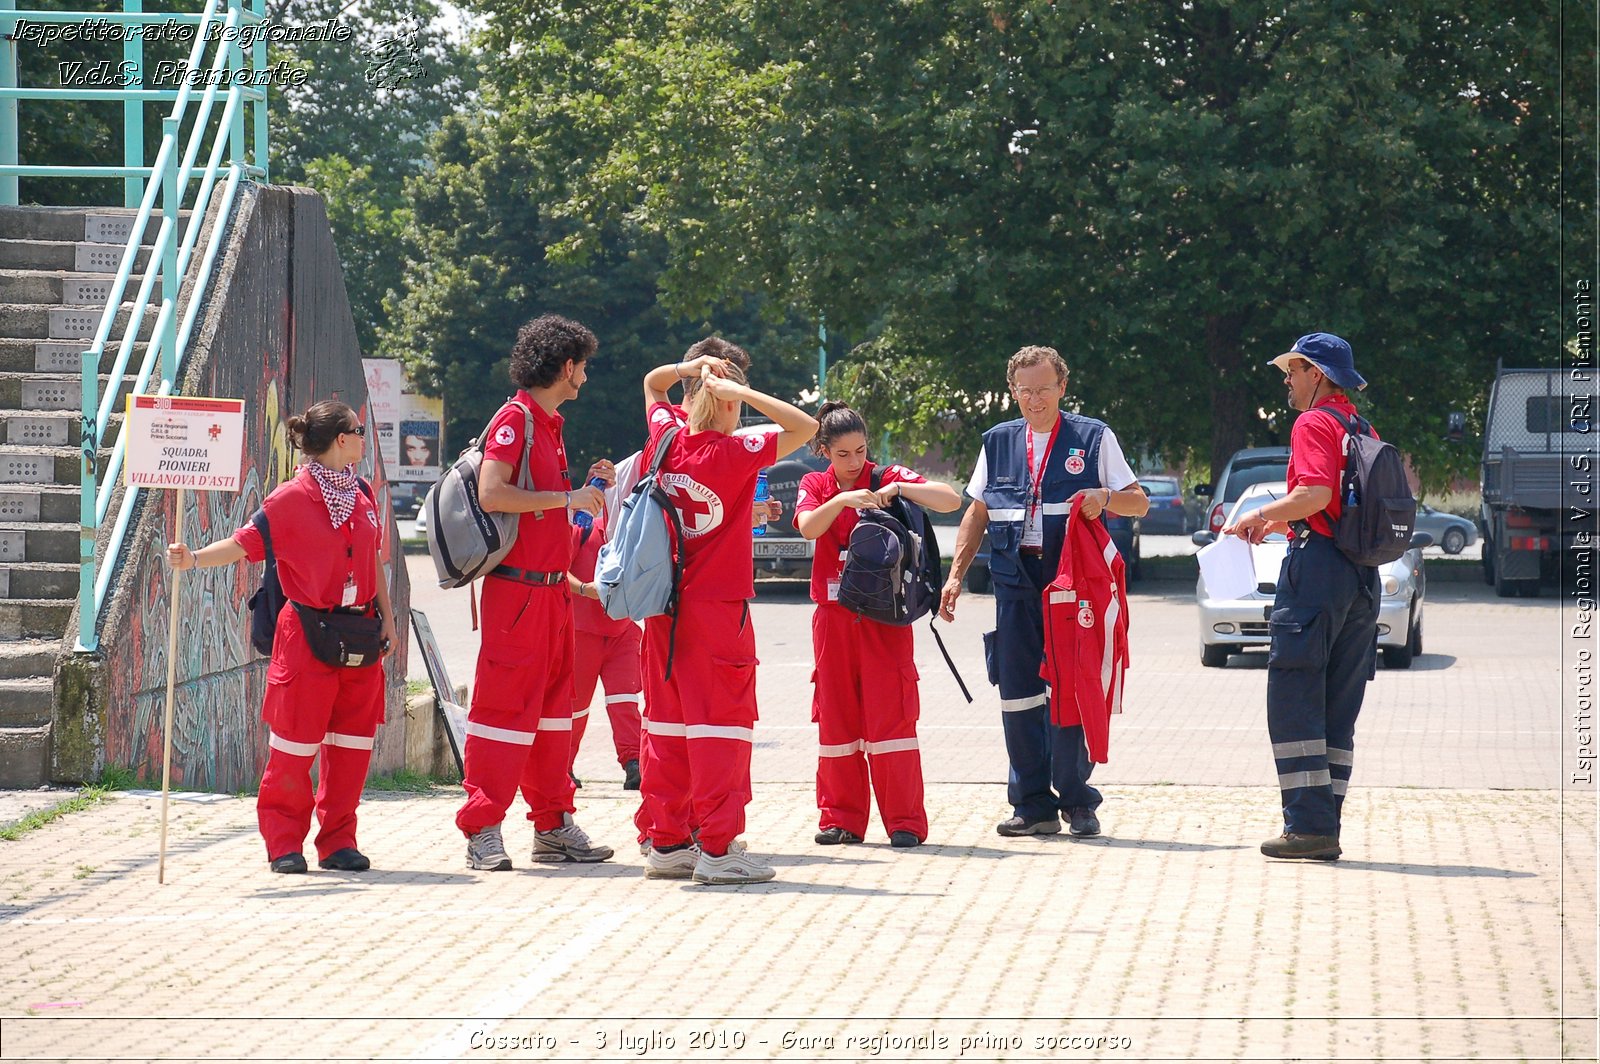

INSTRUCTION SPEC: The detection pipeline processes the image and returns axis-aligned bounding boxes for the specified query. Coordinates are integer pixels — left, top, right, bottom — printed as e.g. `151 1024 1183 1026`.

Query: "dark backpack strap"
253 508 274 562
928 617 973 703
645 424 681 479
1316 408 1365 512
869 467 882 492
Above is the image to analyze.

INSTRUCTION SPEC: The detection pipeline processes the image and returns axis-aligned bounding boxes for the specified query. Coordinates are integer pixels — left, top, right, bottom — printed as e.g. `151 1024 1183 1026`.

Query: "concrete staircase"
0 205 184 786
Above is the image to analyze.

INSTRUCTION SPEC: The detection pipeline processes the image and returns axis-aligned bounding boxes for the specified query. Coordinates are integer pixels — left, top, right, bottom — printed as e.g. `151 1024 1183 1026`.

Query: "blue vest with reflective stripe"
980 414 1106 594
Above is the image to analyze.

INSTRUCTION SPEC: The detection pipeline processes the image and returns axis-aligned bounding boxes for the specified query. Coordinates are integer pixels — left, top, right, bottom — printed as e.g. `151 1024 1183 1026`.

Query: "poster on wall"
361 358 404 473
395 394 445 482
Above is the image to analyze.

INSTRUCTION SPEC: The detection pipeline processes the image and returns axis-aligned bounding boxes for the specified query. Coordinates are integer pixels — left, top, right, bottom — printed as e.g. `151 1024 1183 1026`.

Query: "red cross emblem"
664 483 711 524
208 423 222 441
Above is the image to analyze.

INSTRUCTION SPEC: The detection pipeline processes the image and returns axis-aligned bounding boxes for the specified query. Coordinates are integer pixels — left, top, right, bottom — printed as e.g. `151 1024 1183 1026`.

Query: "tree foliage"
376 108 816 471
266 0 479 356
489 0 1562 487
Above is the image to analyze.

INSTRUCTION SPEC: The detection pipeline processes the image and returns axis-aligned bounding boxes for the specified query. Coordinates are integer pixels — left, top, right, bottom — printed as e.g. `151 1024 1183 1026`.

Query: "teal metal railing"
0 0 268 651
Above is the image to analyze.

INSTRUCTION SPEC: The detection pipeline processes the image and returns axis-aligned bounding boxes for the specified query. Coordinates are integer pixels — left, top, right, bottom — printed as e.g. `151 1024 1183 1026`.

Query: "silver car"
1413 502 1477 555
1191 482 1430 669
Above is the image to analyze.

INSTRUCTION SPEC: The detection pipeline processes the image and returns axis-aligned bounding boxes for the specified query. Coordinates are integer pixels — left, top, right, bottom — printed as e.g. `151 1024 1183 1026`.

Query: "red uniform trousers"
455 577 577 835
638 598 757 857
810 603 928 841
569 626 643 770
257 608 386 861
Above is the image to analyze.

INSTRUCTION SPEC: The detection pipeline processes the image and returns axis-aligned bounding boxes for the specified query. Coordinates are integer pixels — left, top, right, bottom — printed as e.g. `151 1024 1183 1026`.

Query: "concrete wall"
53 185 413 791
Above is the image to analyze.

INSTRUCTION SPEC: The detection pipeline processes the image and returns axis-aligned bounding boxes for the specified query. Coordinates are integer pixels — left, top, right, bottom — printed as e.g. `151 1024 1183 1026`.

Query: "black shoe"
889 830 922 848
996 815 1061 837
814 826 864 845
569 771 582 790
1260 832 1341 861
318 848 371 871
1066 807 1101 837
622 759 641 790
269 852 308 874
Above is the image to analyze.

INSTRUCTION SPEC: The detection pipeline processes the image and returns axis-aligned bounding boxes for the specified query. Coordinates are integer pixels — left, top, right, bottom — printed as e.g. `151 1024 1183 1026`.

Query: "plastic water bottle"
753 471 770 536
572 477 607 531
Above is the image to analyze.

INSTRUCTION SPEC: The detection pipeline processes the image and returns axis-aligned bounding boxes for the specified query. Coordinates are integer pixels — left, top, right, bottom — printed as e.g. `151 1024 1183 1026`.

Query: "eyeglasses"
1012 384 1063 401
343 424 366 437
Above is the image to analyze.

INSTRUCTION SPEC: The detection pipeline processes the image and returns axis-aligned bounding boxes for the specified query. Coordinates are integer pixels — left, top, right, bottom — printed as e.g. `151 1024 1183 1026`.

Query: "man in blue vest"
941 346 1148 837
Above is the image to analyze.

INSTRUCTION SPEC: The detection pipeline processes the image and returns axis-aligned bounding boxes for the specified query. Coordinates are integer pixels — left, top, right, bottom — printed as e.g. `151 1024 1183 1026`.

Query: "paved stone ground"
0 784 1594 1062
1 557 1593 1062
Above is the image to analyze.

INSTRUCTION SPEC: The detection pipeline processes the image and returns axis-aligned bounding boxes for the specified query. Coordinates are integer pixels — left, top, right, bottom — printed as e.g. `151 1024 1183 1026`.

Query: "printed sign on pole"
123 395 247 492
122 393 246 885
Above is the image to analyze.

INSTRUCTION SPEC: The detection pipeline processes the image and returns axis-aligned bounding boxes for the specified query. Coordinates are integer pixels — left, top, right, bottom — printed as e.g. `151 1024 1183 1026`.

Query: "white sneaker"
692 847 775 885
690 830 747 854
644 842 699 880
466 824 512 871
533 813 614 863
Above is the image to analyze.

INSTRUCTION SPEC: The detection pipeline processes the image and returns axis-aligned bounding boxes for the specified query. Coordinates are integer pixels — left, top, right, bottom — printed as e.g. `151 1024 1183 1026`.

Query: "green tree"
267 0 479 356
493 0 1561 488
378 108 814 471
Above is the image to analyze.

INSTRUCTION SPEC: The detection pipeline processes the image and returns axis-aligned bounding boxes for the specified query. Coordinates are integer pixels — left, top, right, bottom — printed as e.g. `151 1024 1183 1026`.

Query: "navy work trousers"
1267 533 1379 836
988 554 1101 821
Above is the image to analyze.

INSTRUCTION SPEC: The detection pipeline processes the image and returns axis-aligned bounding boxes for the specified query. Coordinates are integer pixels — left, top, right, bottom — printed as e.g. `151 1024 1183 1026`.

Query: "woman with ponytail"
794 402 960 848
166 399 395 874
634 342 817 885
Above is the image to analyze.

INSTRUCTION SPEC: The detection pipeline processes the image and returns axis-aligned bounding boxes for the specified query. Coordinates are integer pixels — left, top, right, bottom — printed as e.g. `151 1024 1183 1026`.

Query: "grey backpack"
594 426 685 672
426 401 534 589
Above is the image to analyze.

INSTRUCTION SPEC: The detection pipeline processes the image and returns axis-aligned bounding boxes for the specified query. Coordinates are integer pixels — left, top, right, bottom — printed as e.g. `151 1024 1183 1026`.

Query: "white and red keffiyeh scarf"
305 461 361 528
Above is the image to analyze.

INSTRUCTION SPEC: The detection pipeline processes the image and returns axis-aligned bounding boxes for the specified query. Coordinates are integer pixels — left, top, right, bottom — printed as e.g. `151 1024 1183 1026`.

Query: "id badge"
826 579 840 602
341 576 358 607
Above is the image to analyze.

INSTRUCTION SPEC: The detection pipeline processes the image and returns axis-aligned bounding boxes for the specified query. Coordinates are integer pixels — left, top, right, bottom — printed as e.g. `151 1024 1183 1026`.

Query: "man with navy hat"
1223 332 1379 861
940 346 1148 839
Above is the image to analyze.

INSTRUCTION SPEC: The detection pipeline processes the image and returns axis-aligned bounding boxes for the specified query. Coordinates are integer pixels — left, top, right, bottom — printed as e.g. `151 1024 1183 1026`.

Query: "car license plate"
753 540 809 558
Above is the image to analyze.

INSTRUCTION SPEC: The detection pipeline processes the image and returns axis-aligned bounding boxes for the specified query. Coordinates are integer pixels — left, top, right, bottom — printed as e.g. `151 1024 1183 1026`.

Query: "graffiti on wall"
98 188 411 793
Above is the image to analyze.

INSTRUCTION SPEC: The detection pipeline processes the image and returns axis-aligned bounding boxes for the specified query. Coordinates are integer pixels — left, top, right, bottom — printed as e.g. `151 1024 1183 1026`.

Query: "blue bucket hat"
1268 332 1367 391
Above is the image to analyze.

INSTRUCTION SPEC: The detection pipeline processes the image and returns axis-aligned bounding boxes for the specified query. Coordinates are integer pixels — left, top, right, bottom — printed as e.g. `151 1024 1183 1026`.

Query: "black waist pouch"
291 602 385 668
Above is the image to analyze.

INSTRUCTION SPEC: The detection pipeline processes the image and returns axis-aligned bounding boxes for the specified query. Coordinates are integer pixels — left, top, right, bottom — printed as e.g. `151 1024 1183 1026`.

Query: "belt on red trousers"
298 601 375 616
491 565 568 586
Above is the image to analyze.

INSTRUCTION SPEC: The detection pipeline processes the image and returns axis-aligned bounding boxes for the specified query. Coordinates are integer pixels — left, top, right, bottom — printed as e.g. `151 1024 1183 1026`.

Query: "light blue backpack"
595 425 685 672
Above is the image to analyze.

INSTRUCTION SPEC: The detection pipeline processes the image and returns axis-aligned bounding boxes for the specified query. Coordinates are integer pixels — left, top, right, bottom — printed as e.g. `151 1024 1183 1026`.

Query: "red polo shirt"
1288 394 1374 538
793 462 927 605
644 401 778 602
233 469 383 610
481 390 574 571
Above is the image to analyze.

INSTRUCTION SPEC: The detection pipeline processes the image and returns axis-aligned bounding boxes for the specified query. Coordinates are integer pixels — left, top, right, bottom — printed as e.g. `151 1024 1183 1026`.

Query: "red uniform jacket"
1041 494 1129 763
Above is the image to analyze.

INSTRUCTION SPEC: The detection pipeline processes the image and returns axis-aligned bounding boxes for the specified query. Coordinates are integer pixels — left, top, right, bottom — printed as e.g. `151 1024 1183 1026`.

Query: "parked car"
389 481 426 519
1191 482 1431 669
737 421 829 577
1195 446 1292 534
1413 502 1477 555
967 502 1141 591
413 485 433 537
1137 475 1189 534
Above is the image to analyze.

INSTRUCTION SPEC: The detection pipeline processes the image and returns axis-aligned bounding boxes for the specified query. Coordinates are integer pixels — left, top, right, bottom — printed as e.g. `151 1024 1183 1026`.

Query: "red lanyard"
1025 415 1061 532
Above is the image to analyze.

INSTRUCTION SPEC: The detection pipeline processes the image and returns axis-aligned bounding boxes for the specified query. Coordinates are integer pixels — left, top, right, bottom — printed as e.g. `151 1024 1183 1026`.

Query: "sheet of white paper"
1197 534 1258 601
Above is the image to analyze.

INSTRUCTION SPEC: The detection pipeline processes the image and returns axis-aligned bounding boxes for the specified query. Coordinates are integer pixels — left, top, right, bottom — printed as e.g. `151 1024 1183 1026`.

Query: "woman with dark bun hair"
166 399 395 874
794 401 960 849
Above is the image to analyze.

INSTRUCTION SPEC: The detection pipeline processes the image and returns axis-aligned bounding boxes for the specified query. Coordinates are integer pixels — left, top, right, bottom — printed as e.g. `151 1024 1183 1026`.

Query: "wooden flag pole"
157 487 185 885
